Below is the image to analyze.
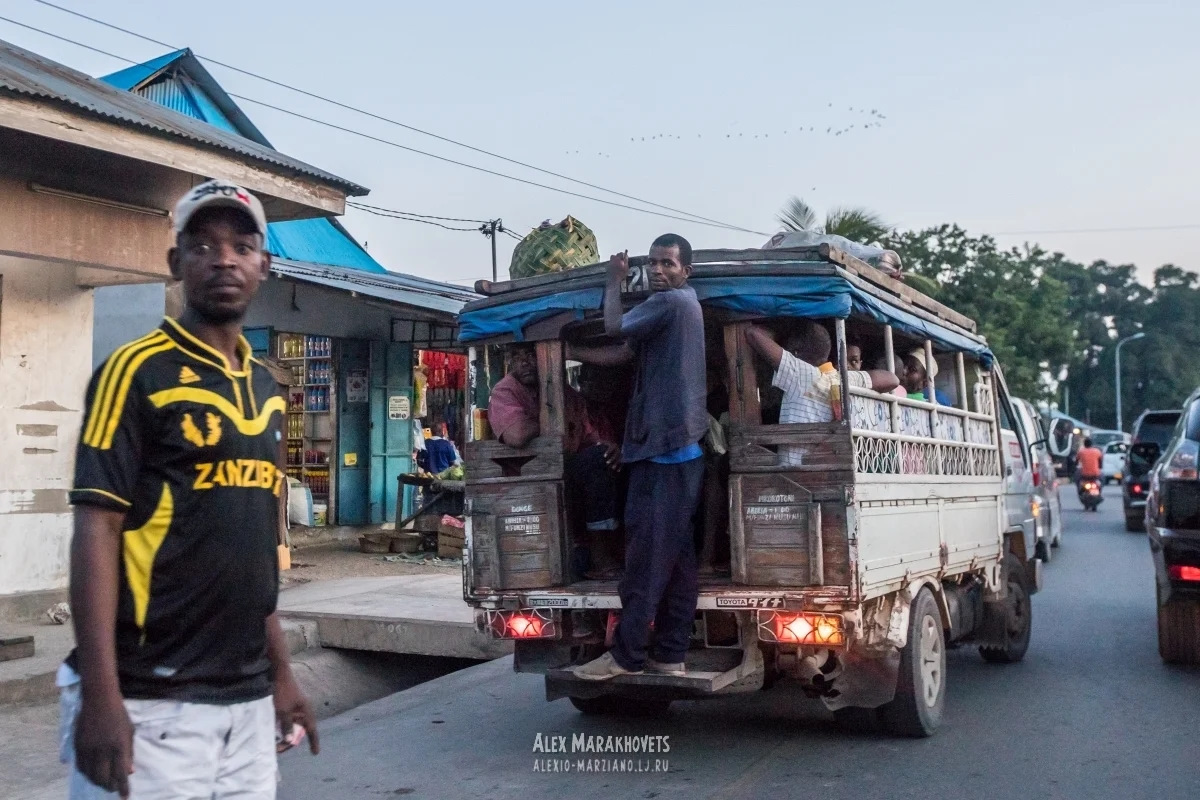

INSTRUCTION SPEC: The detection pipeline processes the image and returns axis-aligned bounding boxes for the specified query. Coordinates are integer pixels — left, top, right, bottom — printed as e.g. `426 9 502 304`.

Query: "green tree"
885 225 1076 403
777 197 890 244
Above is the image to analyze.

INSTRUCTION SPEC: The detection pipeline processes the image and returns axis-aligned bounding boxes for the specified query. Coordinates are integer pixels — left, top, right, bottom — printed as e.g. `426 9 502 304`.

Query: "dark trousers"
565 445 619 529
611 457 706 669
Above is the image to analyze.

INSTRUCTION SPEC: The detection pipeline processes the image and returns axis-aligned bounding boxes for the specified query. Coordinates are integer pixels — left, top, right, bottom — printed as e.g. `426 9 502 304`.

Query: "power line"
0 14 767 236
994 223 1200 236
30 0 765 235
345 204 481 232
346 202 488 225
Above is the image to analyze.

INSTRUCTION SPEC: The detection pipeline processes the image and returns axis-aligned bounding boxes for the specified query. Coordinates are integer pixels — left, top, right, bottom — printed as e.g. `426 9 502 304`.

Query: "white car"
1010 398 1063 560
1102 441 1128 484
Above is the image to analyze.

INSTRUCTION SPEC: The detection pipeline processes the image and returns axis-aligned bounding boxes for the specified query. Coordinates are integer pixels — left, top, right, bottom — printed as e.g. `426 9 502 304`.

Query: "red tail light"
1168 565 1200 582
1033 471 1041 487
1132 484 1144 495
757 611 845 646
483 609 560 640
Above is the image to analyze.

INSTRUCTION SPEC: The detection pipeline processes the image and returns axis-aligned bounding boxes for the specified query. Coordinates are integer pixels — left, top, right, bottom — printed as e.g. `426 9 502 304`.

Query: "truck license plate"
528 597 570 608
716 597 784 609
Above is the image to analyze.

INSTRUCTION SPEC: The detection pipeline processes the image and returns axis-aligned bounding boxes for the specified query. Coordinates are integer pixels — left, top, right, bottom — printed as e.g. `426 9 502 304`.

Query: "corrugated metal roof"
270 258 478 317
0 39 366 195
101 49 271 146
266 219 386 273
100 51 387 274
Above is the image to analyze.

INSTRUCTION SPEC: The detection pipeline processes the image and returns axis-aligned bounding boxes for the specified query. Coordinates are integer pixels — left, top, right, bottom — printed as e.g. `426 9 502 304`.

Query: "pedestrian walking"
61 181 318 798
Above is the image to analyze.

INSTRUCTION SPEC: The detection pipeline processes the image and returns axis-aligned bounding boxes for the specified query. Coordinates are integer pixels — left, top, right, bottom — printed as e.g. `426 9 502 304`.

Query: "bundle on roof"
509 216 598 280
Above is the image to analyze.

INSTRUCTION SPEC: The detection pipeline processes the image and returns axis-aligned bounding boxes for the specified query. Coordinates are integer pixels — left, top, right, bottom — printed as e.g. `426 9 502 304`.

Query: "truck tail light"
484 609 560 640
1032 471 1041 488
757 611 845 646
1132 484 1144 495
1168 565 1200 582
1164 440 1200 481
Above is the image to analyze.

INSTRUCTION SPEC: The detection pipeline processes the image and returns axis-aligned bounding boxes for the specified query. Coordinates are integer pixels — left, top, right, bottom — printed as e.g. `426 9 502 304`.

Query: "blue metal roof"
101 49 270 145
270 258 478 318
99 50 387 274
0 39 365 194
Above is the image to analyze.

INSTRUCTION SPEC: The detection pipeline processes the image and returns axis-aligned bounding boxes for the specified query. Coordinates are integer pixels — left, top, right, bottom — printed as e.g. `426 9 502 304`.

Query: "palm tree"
777 197 890 245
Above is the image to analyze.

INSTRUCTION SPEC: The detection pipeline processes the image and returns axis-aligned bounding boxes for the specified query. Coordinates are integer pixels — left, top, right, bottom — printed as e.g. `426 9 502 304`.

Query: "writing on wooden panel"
729 472 849 589
468 481 564 591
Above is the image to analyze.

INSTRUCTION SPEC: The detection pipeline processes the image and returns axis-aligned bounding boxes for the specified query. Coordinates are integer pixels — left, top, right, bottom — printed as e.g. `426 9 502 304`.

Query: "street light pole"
1115 331 1146 432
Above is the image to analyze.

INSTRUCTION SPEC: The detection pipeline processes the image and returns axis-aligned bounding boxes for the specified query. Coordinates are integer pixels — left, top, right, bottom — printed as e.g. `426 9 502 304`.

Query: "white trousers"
60 683 277 799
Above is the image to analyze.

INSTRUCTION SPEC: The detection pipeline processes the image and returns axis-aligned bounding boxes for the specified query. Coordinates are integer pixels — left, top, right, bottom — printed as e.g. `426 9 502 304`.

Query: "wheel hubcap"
1007 581 1028 639
919 614 942 707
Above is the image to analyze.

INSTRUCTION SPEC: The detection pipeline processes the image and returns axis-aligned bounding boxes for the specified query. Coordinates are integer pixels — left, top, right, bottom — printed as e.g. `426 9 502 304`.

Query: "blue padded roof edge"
457 273 994 365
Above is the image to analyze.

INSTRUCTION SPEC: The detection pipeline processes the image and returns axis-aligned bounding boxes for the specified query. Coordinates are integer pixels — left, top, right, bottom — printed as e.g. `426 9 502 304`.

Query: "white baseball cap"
907 348 939 379
173 180 267 238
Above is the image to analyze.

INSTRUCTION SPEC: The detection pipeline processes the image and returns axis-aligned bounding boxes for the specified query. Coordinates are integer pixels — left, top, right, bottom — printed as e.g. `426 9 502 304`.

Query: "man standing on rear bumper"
571 234 708 680
61 181 318 798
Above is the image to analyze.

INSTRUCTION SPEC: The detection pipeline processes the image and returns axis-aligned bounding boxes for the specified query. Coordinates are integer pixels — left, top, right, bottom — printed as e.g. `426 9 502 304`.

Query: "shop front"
242 258 476 527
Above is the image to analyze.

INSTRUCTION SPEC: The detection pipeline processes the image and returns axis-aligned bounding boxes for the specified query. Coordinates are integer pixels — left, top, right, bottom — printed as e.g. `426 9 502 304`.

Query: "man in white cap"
903 349 951 405
61 180 317 798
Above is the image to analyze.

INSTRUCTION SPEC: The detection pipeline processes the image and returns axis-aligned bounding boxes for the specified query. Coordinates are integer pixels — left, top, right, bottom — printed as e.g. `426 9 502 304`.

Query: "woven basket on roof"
509 216 598 279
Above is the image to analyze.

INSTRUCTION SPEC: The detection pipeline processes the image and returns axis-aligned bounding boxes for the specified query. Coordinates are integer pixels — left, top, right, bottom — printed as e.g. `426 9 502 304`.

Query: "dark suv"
1145 393 1200 663
1124 410 1183 532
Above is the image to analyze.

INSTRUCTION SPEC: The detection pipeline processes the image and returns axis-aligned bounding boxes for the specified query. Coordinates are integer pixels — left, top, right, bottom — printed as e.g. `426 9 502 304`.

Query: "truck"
456 244 1040 737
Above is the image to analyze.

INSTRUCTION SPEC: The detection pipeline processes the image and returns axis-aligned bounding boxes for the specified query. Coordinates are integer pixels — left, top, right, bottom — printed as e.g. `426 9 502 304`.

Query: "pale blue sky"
4 0 1197 286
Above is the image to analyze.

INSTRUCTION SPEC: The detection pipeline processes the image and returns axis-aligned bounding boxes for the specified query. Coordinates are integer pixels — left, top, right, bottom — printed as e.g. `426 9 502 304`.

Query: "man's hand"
607 251 630 284
75 692 134 797
274 672 319 755
600 441 622 471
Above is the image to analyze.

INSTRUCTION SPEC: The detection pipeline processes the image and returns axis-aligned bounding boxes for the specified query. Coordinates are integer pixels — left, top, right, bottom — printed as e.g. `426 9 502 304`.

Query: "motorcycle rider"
1075 437 1104 506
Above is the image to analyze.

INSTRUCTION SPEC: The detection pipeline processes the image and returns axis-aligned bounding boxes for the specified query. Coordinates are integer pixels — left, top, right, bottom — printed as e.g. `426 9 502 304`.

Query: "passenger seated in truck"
902 349 952 405
745 320 900 466
488 343 624 578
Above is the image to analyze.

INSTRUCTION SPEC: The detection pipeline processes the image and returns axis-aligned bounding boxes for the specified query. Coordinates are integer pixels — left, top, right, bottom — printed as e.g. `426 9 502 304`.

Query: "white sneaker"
646 659 686 677
573 652 641 681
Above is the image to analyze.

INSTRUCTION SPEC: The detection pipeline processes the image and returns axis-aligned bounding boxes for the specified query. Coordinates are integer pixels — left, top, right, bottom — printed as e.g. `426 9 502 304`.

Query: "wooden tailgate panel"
468 480 565 591
729 423 853 588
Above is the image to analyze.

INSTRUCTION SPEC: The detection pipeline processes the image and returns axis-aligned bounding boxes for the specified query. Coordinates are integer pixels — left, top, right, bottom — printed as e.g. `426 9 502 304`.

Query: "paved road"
279 485 1200 800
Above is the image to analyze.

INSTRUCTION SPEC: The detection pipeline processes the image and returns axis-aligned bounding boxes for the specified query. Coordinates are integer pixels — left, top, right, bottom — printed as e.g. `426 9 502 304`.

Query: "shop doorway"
336 340 371 525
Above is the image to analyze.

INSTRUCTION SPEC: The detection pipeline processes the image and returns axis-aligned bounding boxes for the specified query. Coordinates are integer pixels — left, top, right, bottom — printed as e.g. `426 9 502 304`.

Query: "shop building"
89 49 478 527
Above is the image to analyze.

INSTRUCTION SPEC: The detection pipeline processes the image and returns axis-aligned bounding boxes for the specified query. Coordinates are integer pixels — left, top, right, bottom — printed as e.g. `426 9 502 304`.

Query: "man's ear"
683 264 693 277
259 250 272 280
167 246 183 281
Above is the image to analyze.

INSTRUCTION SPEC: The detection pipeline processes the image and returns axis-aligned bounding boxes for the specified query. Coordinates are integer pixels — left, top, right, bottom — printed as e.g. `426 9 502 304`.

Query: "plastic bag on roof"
763 231 903 278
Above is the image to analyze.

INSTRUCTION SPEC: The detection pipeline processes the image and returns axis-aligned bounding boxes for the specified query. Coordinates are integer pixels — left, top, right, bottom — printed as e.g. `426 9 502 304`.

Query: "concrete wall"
0 255 94 596
92 284 166 367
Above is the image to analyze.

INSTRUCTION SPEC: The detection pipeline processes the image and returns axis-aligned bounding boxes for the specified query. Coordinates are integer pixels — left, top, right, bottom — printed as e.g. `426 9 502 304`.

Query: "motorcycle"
1078 478 1103 511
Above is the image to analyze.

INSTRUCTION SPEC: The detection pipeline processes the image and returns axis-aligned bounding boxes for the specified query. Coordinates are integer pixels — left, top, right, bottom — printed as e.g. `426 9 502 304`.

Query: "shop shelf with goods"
275 332 337 524
414 350 468 450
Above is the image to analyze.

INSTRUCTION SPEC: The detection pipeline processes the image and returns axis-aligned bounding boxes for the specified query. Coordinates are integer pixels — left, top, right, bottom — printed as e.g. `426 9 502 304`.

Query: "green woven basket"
509 216 599 279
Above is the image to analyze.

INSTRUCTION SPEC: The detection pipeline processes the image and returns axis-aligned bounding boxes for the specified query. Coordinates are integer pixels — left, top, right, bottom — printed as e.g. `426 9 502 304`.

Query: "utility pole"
1115 331 1146 432
480 219 503 283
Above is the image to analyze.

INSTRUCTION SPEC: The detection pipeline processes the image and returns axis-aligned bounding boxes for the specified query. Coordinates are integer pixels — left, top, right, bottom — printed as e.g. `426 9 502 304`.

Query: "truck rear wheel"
568 696 672 717
879 587 945 737
1157 587 1200 665
980 553 1032 664
1125 514 1144 533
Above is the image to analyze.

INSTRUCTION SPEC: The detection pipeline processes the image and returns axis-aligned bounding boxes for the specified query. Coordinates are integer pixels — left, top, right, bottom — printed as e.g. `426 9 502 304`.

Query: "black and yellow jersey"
69 317 285 703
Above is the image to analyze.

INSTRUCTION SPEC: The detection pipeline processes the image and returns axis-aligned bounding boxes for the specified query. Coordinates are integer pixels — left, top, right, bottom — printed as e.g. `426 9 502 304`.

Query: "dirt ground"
282 540 457 586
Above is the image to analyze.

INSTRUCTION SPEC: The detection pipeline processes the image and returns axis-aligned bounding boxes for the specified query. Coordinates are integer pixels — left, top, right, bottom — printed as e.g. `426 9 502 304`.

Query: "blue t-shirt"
618 285 708 463
650 442 703 464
